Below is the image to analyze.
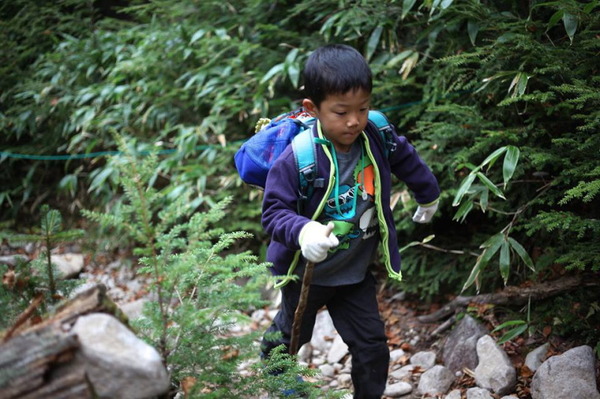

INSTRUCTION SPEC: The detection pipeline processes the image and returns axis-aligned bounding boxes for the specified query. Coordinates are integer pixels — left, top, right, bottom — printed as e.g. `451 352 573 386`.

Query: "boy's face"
303 88 371 153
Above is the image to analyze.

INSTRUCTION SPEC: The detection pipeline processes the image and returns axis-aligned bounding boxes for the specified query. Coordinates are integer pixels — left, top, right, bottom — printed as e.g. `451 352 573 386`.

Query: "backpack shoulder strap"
368 110 397 156
291 126 327 214
292 128 317 213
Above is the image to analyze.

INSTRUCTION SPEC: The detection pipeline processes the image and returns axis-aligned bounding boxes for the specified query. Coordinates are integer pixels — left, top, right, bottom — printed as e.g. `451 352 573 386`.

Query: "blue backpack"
234 108 395 208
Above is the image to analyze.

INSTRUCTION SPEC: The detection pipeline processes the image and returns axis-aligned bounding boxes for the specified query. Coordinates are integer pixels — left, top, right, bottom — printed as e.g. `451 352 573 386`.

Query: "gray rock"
327 334 349 364
384 381 412 397
524 343 548 372
417 364 455 395
311 310 336 353
119 298 148 320
389 364 416 382
52 253 84 278
531 345 600 399
443 315 488 373
445 389 462 399
72 313 169 398
390 348 406 362
467 387 494 399
0 254 28 267
410 350 437 370
337 372 352 388
474 335 516 395
319 364 335 378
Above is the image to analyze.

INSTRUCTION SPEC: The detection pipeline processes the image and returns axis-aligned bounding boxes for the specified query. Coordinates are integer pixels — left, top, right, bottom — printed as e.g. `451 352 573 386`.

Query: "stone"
410 350 437 370
443 314 488 373
311 310 336 353
389 348 406 362
384 381 412 397
474 335 516 395
72 313 169 398
319 363 335 378
119 298 148 320
467 387 494 399
52 253 85 278
524 343 548 372
327 334 349 364
445 389 462 399
0 254 28 267
531 345 600 399
389 364 416 381
337 372 352 388
417 364 455 396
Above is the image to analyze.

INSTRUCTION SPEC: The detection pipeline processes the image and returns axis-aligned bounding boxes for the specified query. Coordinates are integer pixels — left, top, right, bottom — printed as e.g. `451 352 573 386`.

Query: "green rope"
0 145 214 161
1 92 472 162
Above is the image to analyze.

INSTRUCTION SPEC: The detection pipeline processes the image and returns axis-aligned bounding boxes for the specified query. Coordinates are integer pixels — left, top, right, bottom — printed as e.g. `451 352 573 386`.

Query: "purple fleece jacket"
261 120 440 278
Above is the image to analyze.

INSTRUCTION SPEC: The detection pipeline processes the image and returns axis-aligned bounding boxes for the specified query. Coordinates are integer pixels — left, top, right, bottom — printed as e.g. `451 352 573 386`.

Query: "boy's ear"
302 99 318 116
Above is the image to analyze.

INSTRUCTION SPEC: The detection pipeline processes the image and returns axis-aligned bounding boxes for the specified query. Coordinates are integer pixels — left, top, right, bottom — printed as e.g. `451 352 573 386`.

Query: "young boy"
261 44 440 398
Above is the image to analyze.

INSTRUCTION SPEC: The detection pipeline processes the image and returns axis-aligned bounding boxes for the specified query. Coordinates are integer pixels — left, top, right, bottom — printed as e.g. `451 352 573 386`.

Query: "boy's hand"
412 202 439 223
299 221 339 263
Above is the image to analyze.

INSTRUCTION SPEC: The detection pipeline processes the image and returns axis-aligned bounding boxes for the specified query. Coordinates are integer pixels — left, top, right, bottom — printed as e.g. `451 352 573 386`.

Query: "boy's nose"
347 116 359 128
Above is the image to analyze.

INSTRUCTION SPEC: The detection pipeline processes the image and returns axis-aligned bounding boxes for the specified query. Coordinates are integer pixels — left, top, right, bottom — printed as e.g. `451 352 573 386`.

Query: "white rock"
384 381 413 397
52 253 84 278
327 334 349 364
524 343 548 372
311 310 336 353
319 364 335 378
0 254 28 267
417 364 454 395
410 350 437 370
467 387 494 399
72 313 169 398
337 372 352 388
298 342 312 363
119 298 148 320
390 348 406 362
445 389 462 399
389 364 416 381
531 345 600 399
474 335 516 395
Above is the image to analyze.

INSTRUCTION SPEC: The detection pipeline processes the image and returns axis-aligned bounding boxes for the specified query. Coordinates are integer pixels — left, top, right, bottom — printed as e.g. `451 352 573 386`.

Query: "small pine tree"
82 135 336 398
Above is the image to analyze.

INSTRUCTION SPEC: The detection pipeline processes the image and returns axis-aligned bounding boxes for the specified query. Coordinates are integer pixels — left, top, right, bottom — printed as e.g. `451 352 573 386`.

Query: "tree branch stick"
289 223 333 355
417 274 598 324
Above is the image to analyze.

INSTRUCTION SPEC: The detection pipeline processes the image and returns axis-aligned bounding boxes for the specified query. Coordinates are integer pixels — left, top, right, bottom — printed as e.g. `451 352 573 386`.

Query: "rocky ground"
2 244 599 399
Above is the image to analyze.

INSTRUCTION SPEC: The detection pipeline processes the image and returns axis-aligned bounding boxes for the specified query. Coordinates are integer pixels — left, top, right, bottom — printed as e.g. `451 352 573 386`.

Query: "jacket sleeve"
261 148 312 250
387 127 440 205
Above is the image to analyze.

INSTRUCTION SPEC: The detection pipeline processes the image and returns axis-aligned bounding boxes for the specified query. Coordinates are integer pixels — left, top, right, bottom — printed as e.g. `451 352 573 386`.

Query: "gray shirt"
297 138 380 286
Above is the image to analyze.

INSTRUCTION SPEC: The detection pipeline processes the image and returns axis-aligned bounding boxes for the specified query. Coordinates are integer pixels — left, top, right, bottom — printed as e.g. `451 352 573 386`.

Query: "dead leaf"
2 270 16 289
181 376 197 396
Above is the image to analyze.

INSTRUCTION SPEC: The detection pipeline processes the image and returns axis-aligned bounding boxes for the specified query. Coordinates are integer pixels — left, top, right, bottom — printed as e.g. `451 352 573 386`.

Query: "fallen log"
0 284 126 399
418 274 600 324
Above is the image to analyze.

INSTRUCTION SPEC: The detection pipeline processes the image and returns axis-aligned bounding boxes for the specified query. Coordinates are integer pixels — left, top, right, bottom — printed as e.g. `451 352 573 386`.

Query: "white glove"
412 201 439 223
298 221 339 263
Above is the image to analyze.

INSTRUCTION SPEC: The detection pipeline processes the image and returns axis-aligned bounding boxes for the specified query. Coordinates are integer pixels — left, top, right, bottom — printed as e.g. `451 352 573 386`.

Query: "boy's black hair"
302 44 372 108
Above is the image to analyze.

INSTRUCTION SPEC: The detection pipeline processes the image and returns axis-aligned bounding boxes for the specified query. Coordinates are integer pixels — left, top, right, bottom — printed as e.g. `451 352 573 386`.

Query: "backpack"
234 108 395 208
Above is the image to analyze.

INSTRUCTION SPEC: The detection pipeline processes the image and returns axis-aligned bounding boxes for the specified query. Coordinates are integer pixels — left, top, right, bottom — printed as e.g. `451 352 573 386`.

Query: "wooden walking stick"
289 223 334 355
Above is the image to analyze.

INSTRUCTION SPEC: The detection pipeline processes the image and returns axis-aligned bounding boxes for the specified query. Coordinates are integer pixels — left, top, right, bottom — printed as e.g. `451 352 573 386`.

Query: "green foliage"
529 287 600 356
4 205 83 297
81 136 330 397
0 205 84 329
492 297 533 345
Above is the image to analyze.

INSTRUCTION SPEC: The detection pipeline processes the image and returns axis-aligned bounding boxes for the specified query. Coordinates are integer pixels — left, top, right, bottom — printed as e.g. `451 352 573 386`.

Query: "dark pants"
261 273 389 399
